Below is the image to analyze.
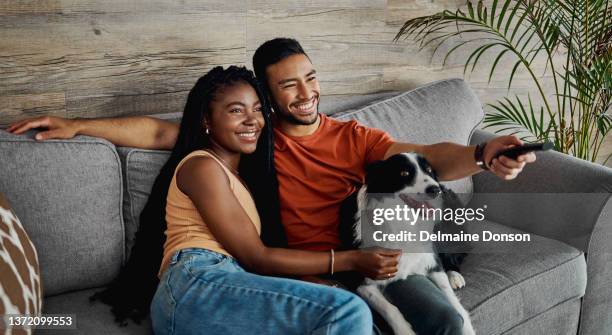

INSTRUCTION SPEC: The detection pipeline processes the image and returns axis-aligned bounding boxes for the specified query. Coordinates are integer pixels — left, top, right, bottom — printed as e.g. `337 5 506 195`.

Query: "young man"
7 38 535 334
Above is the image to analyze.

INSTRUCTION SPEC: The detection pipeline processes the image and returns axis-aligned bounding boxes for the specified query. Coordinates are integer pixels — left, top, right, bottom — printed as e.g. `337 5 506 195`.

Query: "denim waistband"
169 248 230 265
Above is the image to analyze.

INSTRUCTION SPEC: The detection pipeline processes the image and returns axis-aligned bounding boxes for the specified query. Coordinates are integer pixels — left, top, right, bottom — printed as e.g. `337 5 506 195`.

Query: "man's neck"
277 114 321 137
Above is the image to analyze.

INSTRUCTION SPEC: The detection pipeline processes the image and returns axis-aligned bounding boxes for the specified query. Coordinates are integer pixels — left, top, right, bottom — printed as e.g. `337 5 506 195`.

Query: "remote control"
494 142 554 160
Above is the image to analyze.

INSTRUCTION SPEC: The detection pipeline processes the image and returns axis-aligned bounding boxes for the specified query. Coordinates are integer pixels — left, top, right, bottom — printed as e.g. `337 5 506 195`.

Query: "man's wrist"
474 142 489 170
70 118 85 135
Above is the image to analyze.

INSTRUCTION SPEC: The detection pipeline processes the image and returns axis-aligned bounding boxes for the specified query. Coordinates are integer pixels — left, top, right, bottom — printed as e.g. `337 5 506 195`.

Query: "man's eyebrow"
277 70 317 85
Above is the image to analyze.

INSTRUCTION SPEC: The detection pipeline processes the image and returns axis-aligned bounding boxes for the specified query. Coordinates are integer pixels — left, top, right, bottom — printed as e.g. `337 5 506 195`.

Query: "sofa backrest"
0 79 484 296
333 78 484 194
0 131 124 296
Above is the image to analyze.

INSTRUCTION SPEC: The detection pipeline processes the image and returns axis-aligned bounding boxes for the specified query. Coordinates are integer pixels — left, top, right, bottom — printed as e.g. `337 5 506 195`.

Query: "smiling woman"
147 66 383 335
84 65 392 335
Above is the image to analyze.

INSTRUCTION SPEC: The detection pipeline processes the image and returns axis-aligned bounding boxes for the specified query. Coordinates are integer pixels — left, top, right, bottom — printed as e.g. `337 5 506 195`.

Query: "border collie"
339 152 475 335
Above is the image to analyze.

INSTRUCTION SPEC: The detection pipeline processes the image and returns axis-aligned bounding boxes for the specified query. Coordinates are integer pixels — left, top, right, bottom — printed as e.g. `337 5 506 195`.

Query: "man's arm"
5 115 179 150
384 135 536 181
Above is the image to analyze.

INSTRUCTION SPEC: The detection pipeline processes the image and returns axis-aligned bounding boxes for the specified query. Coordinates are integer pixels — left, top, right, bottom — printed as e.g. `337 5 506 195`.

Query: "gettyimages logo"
372 205 487 226
354 193 601 254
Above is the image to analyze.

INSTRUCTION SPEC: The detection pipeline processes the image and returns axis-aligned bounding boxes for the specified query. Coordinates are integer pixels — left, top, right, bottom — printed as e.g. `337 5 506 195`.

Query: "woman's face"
206 82 265 154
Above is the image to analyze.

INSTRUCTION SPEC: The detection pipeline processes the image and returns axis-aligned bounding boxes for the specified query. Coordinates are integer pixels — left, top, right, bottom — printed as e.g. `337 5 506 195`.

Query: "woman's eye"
230 108 242 113
254 107 263 113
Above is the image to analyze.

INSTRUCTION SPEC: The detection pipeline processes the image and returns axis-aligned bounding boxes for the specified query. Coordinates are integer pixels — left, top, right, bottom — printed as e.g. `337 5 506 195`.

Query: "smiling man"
7 38 535 334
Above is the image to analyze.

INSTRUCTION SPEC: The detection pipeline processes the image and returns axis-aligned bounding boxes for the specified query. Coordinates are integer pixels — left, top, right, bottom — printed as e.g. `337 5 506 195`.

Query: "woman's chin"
239 144 258 154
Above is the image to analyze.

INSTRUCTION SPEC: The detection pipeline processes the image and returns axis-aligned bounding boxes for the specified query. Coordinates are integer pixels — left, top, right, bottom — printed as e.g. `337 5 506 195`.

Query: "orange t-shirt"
274 114 394 251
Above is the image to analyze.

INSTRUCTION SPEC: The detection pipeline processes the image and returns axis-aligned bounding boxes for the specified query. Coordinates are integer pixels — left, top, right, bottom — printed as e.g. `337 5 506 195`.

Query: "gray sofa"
1 78 611 335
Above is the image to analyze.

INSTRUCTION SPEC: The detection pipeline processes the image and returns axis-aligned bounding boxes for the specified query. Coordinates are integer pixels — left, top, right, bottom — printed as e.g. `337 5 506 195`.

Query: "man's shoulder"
321 114 362 132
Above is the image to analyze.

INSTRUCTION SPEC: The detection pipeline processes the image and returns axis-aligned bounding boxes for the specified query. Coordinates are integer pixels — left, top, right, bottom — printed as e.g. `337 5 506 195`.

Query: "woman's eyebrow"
225 101 246 108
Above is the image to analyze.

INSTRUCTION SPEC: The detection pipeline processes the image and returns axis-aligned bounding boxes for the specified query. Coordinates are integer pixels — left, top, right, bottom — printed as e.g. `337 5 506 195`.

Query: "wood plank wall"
1 0 610 164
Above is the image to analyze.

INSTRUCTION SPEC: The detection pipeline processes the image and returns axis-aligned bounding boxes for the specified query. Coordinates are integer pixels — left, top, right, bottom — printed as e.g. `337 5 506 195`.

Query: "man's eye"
400 171 410 177
307 76 316 81
283 84 296 89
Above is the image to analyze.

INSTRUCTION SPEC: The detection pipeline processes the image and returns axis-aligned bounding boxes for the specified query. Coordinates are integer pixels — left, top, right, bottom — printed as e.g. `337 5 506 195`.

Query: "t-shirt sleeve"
351 121 395 164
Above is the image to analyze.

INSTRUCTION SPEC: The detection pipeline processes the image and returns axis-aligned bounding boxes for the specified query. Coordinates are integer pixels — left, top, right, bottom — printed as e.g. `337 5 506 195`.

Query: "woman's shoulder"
176 151 233 195
177 150 225 175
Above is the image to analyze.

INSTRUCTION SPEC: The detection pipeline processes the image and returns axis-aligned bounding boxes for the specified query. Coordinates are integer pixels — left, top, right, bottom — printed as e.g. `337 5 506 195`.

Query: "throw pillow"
0 191 42 331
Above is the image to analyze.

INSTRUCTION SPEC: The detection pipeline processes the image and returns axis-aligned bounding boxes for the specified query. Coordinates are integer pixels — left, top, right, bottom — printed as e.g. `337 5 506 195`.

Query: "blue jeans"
382 275 464 335
150 248 373 335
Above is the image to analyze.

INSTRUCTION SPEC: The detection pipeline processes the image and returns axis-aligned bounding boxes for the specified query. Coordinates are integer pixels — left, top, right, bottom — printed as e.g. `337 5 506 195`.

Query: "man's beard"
273 100 320 126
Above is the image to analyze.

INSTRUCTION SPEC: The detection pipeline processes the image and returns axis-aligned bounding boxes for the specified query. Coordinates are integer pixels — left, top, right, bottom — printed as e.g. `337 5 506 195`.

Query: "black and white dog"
339 152 475 335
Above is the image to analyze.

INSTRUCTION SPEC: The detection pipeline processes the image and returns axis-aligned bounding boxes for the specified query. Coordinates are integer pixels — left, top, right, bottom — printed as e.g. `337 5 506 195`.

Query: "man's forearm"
74 116 178 150
421 142 481 181
384 141 481 181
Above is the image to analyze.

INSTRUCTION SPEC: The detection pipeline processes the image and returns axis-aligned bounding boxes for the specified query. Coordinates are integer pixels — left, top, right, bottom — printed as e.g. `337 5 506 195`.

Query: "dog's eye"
400 171 410 177
426 167 433 174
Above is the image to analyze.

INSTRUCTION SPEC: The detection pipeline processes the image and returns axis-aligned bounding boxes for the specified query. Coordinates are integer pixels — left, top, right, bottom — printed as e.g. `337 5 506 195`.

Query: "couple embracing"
7 38 535 335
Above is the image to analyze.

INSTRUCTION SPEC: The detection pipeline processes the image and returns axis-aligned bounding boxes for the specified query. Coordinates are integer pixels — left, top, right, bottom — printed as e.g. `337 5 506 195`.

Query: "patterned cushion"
0 191 42 323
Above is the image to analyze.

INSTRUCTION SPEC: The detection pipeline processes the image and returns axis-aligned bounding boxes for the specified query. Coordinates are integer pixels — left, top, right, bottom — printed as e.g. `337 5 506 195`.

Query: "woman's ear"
202 118 210 135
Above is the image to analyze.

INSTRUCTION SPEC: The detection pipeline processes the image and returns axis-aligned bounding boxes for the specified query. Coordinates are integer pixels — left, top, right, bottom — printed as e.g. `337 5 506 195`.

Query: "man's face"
265 54 320 126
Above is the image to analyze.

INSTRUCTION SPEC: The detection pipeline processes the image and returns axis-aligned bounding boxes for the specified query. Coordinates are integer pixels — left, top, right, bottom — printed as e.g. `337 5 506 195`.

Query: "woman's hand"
350 248 401 280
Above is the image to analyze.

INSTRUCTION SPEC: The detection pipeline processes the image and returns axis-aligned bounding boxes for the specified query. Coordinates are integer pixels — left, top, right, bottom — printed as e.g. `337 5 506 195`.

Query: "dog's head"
365 152 442 206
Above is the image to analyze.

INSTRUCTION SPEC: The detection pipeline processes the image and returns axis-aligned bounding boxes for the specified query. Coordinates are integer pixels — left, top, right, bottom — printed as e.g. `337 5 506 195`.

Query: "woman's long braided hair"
91 65 287 324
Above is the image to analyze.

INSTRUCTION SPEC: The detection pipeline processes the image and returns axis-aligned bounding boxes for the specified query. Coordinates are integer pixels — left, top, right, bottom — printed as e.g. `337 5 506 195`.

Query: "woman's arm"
178 157 400 279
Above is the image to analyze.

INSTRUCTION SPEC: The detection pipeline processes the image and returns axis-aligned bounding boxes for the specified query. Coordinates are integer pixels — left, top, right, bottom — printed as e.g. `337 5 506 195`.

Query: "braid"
90 65 286 325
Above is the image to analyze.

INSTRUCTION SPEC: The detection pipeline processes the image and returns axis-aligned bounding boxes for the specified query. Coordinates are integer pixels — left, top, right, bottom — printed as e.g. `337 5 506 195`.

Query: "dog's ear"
365 160 385 178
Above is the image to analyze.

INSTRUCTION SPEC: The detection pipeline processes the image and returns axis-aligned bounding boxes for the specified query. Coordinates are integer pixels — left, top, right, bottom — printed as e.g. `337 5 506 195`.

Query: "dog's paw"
447 270 465 290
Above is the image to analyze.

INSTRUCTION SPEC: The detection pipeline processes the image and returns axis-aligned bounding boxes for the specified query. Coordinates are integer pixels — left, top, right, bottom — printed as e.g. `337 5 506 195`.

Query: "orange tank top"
158 150 261 277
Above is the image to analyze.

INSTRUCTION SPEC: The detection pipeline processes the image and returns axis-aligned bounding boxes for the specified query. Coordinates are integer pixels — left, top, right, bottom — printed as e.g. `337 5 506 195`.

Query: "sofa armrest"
469 129 612 335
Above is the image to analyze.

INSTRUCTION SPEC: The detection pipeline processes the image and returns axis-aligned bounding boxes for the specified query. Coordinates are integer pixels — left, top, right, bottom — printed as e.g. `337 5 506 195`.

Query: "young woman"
136 66 400 334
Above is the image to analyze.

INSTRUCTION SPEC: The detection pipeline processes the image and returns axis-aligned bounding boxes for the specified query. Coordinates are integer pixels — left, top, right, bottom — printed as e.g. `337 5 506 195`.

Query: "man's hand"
5 115 179 149
6 116 80 141
483 135 536 180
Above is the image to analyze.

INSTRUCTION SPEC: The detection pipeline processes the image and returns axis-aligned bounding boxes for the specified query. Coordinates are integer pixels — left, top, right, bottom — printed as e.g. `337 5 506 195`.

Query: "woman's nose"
243 110 261 126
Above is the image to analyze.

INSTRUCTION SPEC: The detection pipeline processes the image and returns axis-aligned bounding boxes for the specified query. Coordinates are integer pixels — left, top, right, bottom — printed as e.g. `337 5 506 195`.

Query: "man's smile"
291 96 318 115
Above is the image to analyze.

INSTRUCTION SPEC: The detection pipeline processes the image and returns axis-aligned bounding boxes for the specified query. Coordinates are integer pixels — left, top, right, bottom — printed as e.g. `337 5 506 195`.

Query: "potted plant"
395 0 611 164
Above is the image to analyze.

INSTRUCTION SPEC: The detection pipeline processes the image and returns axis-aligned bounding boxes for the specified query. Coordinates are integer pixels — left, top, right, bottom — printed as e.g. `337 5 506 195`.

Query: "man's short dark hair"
252 38 309 90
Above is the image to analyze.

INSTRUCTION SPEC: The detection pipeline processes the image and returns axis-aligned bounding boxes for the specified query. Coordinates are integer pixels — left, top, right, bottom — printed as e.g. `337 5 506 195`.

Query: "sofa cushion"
0 191 43 321
116 148 170 260
333 78 484 194
456 220 587 335
502 299 581 335
0 130 124 296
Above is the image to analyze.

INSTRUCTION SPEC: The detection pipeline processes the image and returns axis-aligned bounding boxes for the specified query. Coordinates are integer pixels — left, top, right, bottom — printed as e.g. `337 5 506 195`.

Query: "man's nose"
297 82 311 100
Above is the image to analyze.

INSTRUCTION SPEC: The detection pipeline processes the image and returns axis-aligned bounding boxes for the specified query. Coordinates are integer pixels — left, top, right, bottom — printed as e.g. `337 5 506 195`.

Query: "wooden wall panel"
0 0 246 124
247 2 388 95
0 0 609 165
